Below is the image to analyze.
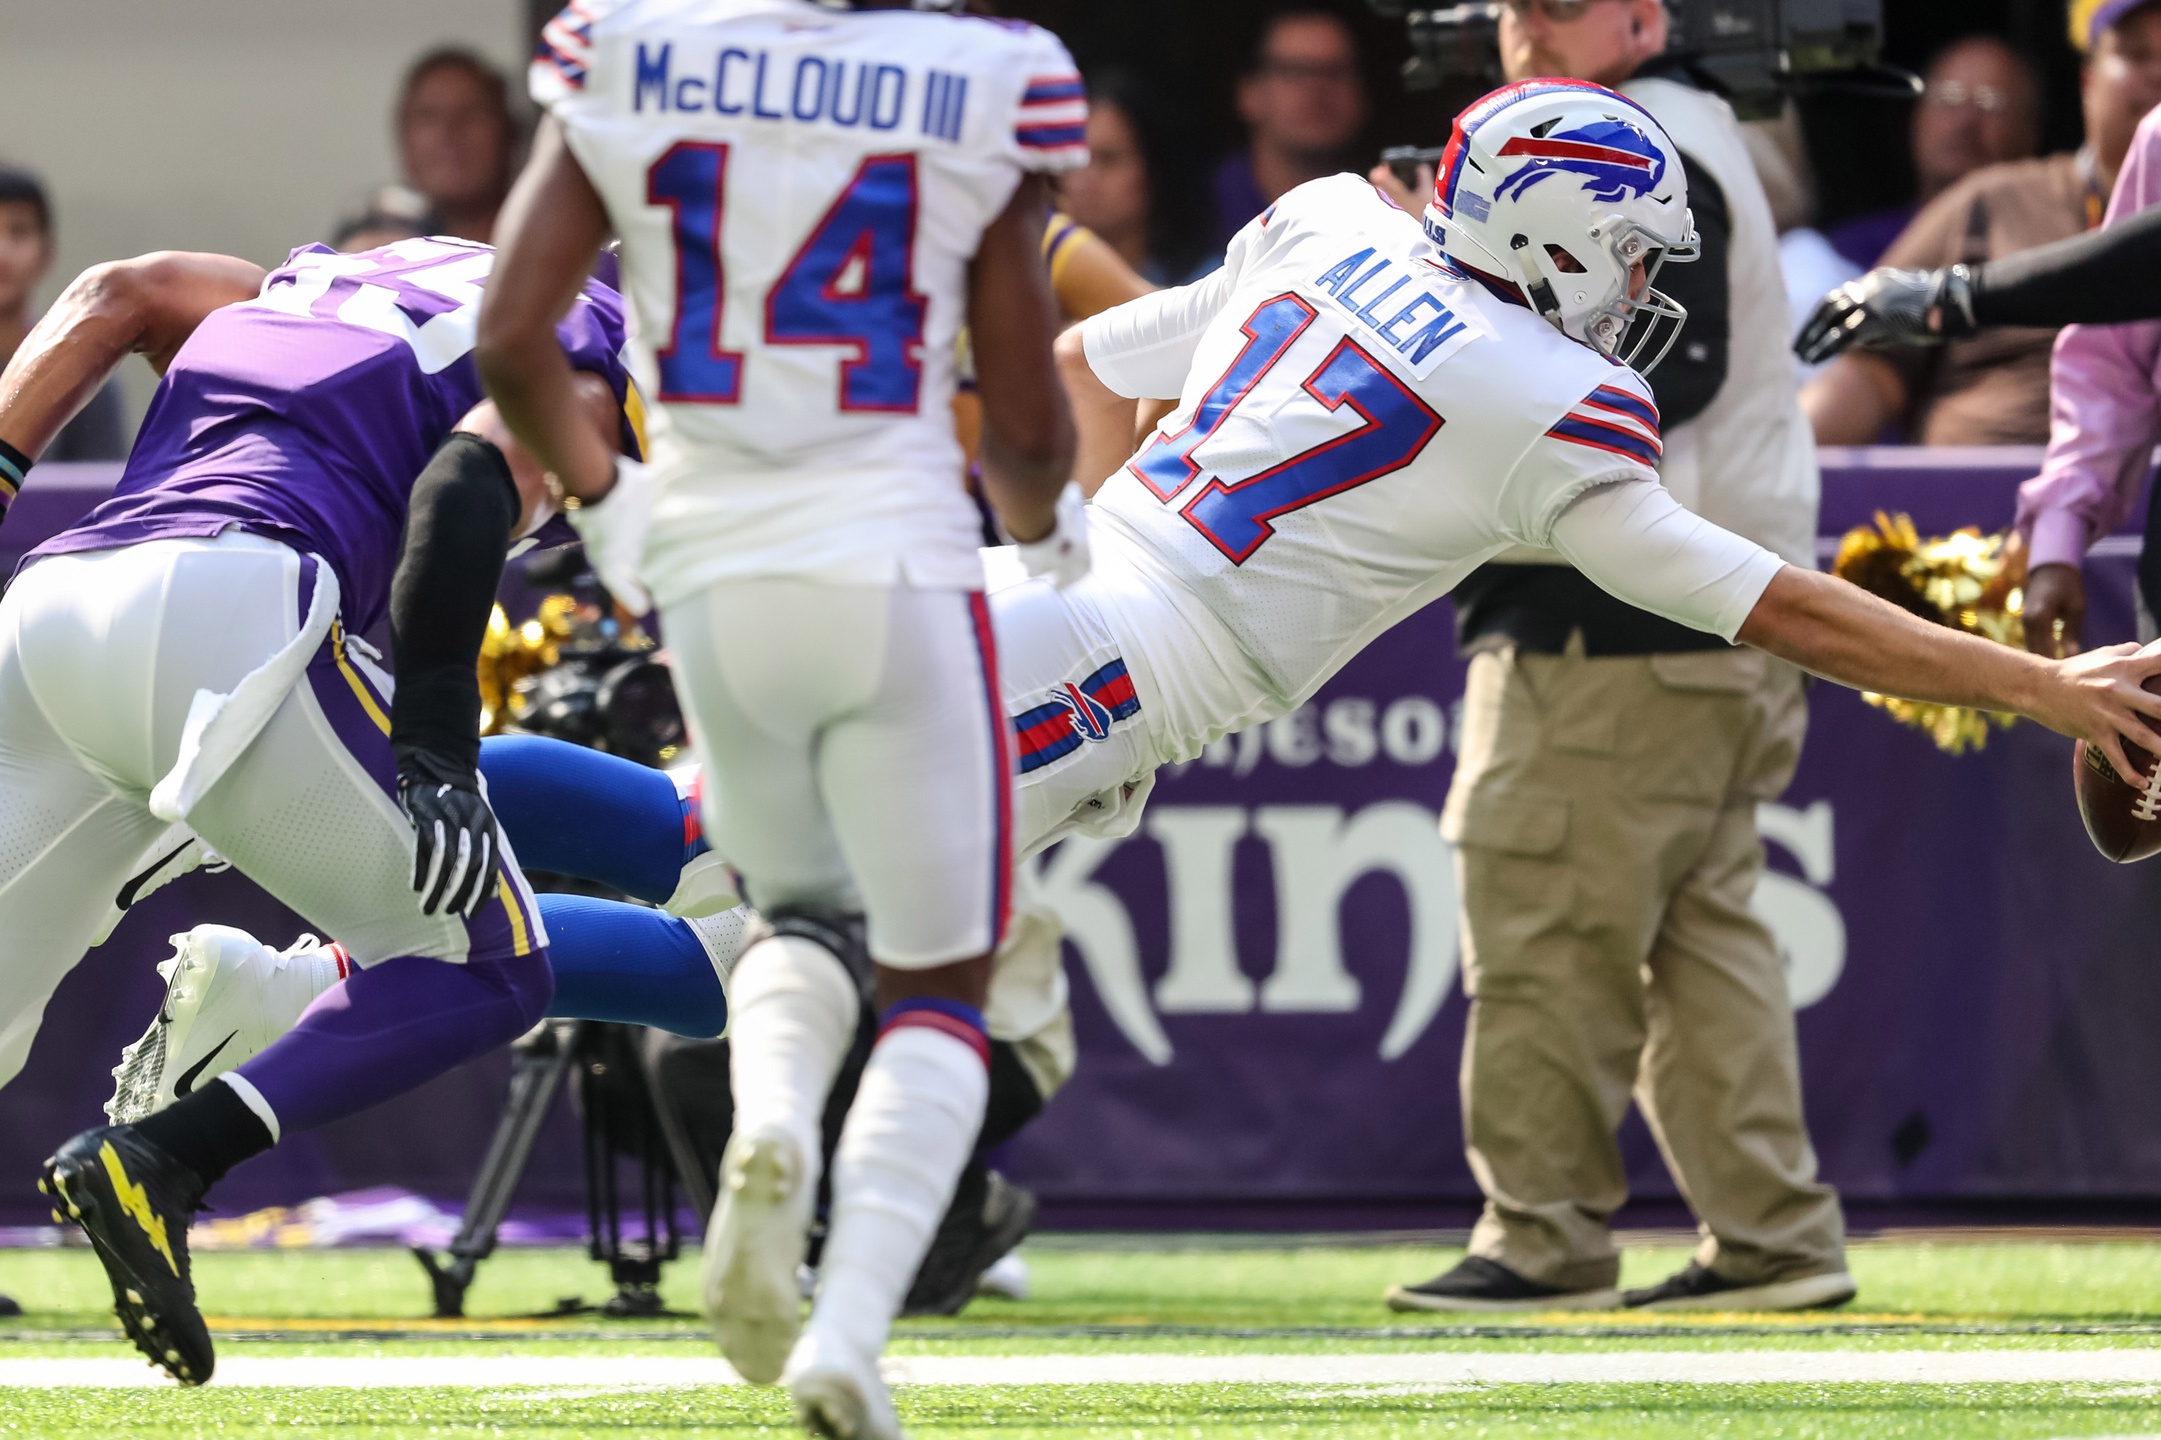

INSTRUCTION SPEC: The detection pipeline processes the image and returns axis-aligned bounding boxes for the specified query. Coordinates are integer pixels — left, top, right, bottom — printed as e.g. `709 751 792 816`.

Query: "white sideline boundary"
6 1349 2161 1389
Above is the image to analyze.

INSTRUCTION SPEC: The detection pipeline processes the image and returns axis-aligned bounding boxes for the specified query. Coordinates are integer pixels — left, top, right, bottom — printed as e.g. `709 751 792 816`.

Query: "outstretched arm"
1549 479 2161 785
1796 210 2161 364
0 251 263 460
475 118 618 505
1735 565 2161 784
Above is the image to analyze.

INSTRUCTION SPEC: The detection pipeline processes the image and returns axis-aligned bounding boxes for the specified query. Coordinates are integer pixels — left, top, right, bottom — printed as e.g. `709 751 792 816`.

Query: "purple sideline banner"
5 450 2161 1228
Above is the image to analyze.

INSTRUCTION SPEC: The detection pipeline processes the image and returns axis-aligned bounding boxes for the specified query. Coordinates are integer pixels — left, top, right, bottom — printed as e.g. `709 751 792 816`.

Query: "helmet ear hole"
1543 244 1587 274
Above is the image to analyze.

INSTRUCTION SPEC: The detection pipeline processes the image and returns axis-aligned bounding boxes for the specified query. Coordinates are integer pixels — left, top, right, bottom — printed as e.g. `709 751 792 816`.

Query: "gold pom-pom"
1830 512 2025 755
476 596 585 735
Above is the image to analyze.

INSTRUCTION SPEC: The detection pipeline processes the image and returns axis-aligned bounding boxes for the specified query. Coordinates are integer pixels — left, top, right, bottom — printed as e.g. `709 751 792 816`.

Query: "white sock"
725 934 859 1175
808 1020 988 1362
688 906 755 997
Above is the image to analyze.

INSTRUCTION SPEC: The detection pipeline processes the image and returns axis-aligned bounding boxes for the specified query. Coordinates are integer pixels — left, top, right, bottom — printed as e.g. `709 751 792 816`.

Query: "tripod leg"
410 1019 583 1317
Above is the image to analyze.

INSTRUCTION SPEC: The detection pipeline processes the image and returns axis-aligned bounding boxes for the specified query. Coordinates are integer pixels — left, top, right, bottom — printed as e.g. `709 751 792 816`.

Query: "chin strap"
1524 278 1563 328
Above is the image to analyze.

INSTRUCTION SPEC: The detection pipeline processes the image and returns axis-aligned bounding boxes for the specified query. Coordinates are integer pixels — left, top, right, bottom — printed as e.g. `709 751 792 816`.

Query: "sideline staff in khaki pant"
1410 642 1851 1310
1371 0 1852 1314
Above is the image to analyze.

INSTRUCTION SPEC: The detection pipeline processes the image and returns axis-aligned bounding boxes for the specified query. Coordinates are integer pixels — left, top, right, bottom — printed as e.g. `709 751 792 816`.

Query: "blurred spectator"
1743 106 1862 381
1829 37 2043 270
1213 8 1367 248
0 168 125 462
1802 1 2161 446
1059 68 1214 284
331 210 425 254
396 48 520 243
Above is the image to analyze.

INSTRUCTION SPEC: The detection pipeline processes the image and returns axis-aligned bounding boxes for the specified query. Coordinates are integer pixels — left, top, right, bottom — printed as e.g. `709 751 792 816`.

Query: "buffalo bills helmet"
1425 80 1698 373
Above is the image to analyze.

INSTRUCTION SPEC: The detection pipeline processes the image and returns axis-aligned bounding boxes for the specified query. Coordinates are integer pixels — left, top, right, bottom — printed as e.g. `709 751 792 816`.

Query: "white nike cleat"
785 1329 902 1440
106 926 349 1125
702 1129 812 1385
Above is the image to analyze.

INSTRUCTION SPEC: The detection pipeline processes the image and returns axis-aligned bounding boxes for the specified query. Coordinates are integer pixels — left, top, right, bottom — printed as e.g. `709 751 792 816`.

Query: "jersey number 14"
647 142 928 412
1129 294 1443 564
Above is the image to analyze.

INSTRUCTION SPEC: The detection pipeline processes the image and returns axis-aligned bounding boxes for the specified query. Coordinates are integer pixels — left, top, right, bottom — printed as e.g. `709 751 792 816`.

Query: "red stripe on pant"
966 590 1013 952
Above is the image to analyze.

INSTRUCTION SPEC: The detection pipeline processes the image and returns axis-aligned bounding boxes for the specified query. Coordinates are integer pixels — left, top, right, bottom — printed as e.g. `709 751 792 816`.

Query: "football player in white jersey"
1002 77 2161 858
474 1 1088 1433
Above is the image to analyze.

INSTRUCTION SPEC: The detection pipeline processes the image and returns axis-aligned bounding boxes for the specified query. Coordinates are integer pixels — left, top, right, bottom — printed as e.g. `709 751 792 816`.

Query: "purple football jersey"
31 238 637 632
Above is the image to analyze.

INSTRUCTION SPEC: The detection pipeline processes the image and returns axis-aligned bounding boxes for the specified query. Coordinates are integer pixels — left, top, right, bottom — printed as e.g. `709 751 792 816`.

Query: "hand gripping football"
2075 669 2161 863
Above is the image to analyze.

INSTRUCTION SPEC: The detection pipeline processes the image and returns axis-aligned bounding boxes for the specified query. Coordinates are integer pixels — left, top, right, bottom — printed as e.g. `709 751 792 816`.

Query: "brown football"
2076 712 2161 862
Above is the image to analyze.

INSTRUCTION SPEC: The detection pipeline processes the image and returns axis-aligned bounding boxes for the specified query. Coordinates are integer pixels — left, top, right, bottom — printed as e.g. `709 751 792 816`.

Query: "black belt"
1452 563 1732 658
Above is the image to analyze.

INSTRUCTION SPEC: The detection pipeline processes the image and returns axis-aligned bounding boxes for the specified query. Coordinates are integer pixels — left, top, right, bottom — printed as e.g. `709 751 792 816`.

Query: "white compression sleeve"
1547 480 1787 642
1080 265 1237 399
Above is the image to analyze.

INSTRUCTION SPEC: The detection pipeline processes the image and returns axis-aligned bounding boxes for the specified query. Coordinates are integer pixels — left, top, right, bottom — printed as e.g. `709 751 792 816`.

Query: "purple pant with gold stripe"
0 531 550 1135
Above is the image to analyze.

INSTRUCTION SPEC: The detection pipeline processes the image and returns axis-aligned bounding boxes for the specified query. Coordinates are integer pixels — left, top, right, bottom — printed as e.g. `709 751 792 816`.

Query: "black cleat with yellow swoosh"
42 1126 212 1385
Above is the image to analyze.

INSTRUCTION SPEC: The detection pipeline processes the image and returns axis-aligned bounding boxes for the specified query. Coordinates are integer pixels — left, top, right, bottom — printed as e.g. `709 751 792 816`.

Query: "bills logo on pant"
1059 683 1116 743
1013 658 1142 774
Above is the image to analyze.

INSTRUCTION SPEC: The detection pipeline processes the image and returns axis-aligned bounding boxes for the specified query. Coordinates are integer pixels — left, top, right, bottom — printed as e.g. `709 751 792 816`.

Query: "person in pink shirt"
2015 100 2161 654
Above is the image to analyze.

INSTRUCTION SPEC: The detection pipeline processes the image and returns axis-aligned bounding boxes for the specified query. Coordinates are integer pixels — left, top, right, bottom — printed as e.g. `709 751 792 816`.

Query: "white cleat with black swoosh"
106 926 350 1125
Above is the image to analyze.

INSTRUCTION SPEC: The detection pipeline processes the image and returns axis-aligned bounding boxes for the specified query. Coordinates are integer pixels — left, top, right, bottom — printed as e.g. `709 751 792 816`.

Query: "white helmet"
1424 79 1699 373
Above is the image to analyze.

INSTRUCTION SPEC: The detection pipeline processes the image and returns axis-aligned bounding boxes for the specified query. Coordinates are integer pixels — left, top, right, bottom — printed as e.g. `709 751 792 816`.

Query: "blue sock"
479 734 704 904
536 894 728 1038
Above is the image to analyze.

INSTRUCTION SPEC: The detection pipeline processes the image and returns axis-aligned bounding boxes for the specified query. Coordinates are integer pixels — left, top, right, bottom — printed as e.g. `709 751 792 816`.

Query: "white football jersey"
533 0 1087 602
1079 173 1673 759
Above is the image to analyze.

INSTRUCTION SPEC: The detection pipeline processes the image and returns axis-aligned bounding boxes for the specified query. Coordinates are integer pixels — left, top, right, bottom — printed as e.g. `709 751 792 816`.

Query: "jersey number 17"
647 142 928 413
1130 294 1444 564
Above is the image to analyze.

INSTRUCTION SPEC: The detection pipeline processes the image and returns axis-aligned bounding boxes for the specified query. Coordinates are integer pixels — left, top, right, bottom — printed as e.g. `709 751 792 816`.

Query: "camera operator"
1373 0 1847 1314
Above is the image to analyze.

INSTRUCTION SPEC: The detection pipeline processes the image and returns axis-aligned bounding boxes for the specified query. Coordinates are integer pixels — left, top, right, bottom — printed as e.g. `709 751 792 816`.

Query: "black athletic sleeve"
1969 204 2161 327
1642 153 1730 427
388 431 520 776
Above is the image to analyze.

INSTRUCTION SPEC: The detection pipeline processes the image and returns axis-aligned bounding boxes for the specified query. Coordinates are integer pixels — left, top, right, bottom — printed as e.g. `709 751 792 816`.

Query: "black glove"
1794 265 1978 365
395 745 500 919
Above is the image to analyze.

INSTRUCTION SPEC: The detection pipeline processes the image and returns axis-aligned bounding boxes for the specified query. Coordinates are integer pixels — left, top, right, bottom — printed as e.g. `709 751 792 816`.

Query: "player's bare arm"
474 118 618 505
1737 565 2161 785
967 173 1076 543
1053 325 1142 497
0 251 263 459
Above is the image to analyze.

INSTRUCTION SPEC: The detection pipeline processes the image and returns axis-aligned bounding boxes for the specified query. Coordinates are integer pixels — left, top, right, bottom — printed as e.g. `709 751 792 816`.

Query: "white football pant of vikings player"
0 532 545 1110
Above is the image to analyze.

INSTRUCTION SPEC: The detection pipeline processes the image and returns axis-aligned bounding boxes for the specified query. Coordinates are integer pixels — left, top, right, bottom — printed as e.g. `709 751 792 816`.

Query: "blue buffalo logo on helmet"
1491 119 1667 205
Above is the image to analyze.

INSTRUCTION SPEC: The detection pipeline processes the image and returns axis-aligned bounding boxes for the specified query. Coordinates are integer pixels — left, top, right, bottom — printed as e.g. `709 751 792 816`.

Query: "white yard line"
8 1350 2161 1389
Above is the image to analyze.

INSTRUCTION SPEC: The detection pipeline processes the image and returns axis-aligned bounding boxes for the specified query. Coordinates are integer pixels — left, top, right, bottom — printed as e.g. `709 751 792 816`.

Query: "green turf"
6 1240 2161 1436
6 1382 2161 1439
11 1238 2161 1331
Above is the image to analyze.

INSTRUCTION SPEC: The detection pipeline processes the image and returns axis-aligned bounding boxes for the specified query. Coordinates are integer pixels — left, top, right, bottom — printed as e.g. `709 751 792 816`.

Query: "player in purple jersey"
0 240 639 1385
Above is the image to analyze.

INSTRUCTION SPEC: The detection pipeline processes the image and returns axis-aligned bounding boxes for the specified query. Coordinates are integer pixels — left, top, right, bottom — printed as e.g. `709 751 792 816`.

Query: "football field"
7 1236 2161 1437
